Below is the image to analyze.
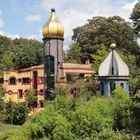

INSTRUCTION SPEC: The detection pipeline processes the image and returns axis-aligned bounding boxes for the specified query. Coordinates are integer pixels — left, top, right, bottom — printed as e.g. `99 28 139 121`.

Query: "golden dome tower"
42 8 64 39
42 9 64 100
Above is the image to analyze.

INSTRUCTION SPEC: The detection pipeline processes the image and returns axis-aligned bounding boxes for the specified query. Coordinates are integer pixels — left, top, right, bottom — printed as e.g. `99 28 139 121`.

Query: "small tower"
98 43 129 96
42 9 64 99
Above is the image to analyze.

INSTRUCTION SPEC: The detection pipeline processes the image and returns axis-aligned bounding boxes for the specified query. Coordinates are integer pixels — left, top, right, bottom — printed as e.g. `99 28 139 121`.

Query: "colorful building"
1 63 94 104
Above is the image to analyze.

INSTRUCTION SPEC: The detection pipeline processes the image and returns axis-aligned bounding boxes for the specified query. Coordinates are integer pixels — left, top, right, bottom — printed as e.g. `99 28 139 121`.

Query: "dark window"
18 90 23 99
39 89 44 94
66 74 79 83
45 55 55 90
18 78 22 83
9 77 16 85
33 71 38 91
0 78 3 84
40 77 44 83
45 55 55 73
100 82 105 96
120 83 124 88
66 74 72 83
110 81 116 92
22 78 30 84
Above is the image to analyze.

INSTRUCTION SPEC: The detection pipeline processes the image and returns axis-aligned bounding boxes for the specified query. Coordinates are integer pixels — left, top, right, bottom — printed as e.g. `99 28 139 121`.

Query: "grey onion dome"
99 50 129 77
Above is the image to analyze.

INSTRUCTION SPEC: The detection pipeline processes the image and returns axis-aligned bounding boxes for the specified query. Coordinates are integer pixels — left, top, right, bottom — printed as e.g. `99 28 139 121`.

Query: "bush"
25 89 37 107
0 100 29 125
22 105 74 140
71 97 114 139
0 87 140 139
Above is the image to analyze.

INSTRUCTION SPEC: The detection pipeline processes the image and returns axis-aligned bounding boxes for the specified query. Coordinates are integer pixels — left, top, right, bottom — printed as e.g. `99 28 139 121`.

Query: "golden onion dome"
42 9 64 39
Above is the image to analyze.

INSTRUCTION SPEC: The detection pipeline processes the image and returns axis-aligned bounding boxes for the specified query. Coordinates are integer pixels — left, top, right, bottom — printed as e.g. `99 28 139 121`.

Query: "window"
120 83 124 88
22 78 30 84
40 77 44 83
110 81 116 92
9 77 16 85
8 90 13 95
100 82 105 96
66 74 79 83
18 90 23 99
0 78 3 84
18 78 22 83
39 89 44 95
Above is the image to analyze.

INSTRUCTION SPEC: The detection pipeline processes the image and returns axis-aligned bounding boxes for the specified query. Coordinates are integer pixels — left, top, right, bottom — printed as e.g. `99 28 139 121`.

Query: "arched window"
39 89 44 95
110 81 116 93
9 77 16 85
120 83 124 88
100 82 105 96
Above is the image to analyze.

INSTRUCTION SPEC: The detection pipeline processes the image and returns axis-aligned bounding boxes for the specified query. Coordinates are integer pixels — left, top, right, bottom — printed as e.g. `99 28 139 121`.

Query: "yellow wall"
2 65 44 103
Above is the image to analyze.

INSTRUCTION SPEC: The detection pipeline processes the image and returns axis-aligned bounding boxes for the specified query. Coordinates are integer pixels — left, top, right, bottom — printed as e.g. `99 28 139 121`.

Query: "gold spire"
110 43 117 49
42 9 64 39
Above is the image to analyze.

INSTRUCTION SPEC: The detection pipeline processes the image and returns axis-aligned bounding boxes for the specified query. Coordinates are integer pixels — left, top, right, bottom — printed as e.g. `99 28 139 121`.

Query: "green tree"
65 42 82 63
130 1 140 37
91 44 111 71
0 51 14 70
72 16 138 55
0 36 43 70
13 38 43 69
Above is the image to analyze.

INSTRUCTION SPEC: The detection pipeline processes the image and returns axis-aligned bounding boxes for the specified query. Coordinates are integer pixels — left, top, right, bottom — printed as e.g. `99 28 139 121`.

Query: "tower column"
42 9 64 100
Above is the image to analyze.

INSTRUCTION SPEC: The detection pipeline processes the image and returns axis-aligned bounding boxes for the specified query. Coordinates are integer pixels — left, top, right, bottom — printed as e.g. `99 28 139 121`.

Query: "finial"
110 43 117 49
51 8 55 12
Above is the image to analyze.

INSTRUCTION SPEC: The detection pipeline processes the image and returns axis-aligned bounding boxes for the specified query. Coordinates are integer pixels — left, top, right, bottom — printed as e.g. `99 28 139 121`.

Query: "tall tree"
130 1 140 37
72 16 139 57
0 36 43 70
65 42 82 63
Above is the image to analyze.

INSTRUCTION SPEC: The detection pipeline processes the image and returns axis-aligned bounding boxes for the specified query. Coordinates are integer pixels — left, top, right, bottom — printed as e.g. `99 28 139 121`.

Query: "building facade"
1 63 94 104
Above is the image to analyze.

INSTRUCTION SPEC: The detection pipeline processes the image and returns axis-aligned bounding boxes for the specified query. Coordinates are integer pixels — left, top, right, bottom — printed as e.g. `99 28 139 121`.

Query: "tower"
42 9 64 100
98 43 129 96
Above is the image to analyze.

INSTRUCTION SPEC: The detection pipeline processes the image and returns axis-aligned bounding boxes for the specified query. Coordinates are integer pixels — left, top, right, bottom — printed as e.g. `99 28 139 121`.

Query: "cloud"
123 0 138 11
0 30 20 39
0 19 4 28
25 15 42 22
0 10 4 28
7 34 20 40
27 28 42 41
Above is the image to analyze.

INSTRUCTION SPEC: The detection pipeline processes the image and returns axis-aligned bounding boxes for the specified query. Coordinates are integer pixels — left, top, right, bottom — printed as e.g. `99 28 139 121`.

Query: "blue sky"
0 0 138 49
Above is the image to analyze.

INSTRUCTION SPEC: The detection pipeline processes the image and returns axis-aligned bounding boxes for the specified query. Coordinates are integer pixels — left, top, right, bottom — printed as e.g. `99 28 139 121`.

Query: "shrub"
25 89 37 107
23 105 74 140
0 100 29 125
71 97 114 139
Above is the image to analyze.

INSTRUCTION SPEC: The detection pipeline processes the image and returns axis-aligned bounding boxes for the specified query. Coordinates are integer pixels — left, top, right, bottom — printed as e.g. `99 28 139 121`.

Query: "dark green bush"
0 100 29 125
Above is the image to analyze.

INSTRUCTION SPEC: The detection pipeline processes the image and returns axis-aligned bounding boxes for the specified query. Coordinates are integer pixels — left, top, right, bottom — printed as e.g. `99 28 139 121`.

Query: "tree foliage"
73 16 138 55
0 36 43 70
65 42 82 63
130 1 140 37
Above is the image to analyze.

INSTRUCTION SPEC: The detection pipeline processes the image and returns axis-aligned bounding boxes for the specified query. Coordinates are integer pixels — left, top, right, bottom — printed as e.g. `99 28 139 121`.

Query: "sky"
0 0 138 49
